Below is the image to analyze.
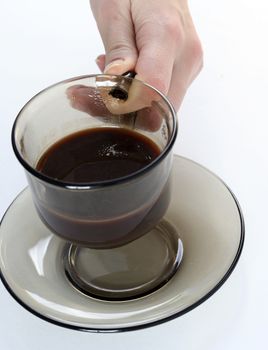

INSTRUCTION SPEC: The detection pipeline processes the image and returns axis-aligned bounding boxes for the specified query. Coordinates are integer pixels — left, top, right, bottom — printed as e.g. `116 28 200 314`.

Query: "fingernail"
95 57 103 72
95 56 101 64
104 59 125 74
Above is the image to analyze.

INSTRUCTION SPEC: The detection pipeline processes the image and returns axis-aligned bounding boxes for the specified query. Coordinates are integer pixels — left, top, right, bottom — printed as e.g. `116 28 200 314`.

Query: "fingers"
134 19 180 96
168 28 203 110
66 85 110 117
130 0 185 95
90 0 138 75
134 106 163 132
66 84 161 132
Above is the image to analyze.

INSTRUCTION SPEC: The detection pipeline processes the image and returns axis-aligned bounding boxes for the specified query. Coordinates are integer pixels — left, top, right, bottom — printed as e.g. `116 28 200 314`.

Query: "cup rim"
12 74 178 190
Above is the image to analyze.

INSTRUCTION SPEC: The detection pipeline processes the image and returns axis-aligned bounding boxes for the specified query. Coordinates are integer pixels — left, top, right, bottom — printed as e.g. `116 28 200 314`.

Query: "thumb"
90 1 138 75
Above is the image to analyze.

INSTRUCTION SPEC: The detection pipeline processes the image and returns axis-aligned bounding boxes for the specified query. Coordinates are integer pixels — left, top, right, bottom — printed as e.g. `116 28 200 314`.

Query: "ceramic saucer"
0 155 244 332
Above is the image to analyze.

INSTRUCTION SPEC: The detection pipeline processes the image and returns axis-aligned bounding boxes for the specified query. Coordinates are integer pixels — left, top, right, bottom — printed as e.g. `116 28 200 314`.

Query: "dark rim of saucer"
11 74 178 190
0 156 245 333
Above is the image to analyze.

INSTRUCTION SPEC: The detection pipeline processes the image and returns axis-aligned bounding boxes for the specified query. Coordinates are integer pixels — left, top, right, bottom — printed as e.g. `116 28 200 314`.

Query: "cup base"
63 220 183 301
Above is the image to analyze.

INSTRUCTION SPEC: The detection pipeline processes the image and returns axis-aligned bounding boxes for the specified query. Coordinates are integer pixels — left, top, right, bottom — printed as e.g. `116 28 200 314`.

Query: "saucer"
0 156 244 332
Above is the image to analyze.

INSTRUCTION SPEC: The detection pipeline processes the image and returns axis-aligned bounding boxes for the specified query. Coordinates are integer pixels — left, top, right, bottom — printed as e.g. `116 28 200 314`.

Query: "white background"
1 0 267 348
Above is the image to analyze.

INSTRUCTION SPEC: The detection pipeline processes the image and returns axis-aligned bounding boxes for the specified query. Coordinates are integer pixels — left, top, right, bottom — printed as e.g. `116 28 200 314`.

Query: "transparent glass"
0 157 244 331
12 74 180 300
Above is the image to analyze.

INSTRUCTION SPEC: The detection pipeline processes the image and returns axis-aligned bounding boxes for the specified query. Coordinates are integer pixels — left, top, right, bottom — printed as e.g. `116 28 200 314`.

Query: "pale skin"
67 0 203 129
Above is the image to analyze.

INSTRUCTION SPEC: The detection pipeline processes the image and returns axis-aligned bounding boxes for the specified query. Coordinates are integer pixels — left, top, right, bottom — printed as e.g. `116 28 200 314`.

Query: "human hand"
90 0 203 111
66 0 202 131
66 79 165 132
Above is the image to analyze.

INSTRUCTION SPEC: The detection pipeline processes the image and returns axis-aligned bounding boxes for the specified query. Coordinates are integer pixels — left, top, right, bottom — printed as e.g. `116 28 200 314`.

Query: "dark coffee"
37 127 160 183
35 127 171 248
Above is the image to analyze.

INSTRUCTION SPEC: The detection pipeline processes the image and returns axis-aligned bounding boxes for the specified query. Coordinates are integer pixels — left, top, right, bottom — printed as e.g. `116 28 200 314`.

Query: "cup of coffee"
12 74 179 300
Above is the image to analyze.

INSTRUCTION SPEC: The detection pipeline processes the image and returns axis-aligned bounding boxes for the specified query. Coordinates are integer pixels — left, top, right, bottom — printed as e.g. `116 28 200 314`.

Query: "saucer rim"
0 155 245 333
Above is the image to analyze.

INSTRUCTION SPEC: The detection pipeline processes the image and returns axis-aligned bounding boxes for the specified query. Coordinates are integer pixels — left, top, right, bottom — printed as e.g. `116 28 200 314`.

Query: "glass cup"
12 74 182 300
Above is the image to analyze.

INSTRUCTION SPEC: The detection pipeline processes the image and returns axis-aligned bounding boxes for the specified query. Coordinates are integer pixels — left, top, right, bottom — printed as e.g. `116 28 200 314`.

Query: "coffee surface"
37 127 160 183
35 127 169 248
